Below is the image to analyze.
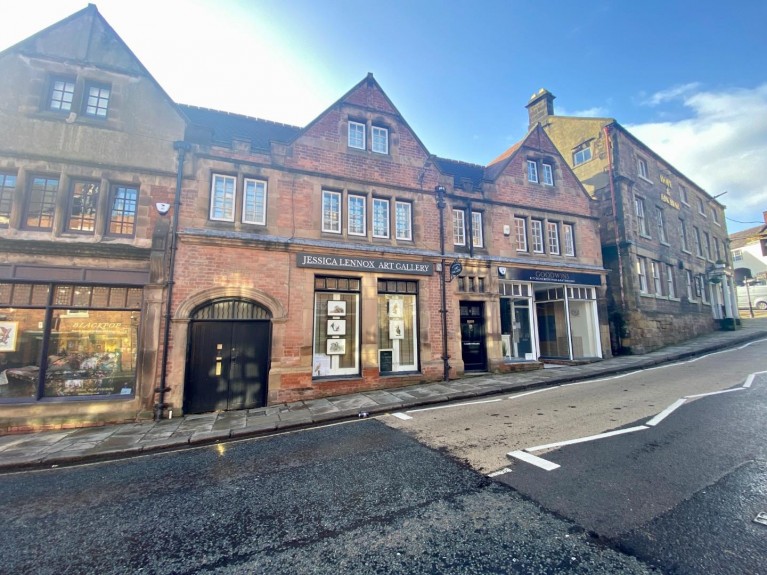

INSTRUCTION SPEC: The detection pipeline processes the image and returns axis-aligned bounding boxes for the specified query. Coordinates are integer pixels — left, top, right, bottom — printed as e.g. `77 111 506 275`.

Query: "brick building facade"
0 7 610 429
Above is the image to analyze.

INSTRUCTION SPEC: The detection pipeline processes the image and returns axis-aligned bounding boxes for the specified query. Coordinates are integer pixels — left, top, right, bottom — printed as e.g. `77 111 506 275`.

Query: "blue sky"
3 0 766 232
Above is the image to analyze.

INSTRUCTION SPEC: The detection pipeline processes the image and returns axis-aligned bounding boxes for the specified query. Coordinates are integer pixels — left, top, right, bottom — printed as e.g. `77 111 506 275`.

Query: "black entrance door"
186 320 270 413
460 301 486 371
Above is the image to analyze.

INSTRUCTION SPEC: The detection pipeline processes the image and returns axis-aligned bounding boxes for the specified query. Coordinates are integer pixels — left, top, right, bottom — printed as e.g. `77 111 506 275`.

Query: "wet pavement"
1 318 765 472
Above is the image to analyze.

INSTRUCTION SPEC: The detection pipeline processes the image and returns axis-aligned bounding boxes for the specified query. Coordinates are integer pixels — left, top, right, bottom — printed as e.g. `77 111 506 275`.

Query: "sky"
2 0 766 233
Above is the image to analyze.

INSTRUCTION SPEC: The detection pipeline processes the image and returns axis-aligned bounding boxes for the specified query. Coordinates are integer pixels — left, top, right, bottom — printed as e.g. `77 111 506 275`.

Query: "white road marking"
507 450 560 471
743 370 767 388
391 412 413 420
645 398 687 427
406 398 503 414
525 425 649 453
685 388 747 399
507 388 555 400
487 467 512 477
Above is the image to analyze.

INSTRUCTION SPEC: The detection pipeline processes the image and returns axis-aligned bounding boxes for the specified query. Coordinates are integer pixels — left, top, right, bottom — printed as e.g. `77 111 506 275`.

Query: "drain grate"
754 512 767 526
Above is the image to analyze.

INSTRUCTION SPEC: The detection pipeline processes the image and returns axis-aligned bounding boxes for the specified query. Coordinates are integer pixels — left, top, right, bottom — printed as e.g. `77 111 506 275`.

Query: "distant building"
729 211 767 284
528 89 736 354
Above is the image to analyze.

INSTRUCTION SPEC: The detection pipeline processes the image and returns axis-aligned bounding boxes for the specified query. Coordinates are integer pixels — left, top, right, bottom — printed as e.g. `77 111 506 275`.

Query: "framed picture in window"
388 298 403 319
326 338 346 355
327 300 346 316
0 321 18 352
389 320 404 340
327 319 346 336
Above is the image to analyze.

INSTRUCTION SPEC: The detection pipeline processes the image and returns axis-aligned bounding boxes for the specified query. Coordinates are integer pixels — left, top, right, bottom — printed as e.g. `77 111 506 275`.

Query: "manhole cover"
754 512 767 526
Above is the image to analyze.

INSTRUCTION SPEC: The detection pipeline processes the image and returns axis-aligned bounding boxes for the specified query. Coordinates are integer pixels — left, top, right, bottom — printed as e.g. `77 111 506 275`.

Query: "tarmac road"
0 420 657 575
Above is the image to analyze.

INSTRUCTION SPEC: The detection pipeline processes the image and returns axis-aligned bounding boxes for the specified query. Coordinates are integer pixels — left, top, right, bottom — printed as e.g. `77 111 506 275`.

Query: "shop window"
67 180 100 233
377 280 418 373
0 282 141 400
0 172 15 227
312 276 360 378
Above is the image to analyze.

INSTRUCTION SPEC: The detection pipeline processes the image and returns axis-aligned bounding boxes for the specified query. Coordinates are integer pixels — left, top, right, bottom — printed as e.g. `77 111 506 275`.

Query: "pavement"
1 318 766 472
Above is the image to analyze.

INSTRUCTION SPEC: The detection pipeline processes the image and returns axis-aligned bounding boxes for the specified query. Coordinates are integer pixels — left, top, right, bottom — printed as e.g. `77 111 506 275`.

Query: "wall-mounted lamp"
155 202 171 216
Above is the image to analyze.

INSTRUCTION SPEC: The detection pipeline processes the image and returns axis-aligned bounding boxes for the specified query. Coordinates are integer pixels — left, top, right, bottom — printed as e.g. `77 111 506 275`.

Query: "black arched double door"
185 299 271 414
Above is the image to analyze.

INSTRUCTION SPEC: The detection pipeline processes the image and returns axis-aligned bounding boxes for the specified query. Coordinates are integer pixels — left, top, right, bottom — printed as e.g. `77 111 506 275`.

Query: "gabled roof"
1 4 183 118
300 73 433 158
729 223 767 249
180 105 301 151
485 124 555 181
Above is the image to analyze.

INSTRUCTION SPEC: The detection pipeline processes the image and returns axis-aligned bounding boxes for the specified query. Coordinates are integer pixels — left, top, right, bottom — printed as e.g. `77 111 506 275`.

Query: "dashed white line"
743 370 767 388
645 398 687 427
507 388 555 400
406 398 503 414
391 412 413 420
507 450 560 471
487 467 512 477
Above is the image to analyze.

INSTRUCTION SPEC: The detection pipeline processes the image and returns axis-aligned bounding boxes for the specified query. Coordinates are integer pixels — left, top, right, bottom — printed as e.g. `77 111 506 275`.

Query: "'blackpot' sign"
297 253 433 276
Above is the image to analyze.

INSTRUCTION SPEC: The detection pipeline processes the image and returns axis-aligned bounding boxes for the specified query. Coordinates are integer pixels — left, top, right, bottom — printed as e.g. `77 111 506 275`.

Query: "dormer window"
372 126 389 154
527 160 538 183
49 77 75 112
348 121 365 150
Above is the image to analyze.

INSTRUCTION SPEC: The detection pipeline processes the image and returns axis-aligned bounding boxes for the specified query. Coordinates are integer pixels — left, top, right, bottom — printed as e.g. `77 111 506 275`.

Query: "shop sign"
661 193 680 210
297 253 433 276
505 268 601 286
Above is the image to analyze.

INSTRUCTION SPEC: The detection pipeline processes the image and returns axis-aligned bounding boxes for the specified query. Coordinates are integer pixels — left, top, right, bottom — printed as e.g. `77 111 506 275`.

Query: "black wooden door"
460 301 486 371
186 320 270 414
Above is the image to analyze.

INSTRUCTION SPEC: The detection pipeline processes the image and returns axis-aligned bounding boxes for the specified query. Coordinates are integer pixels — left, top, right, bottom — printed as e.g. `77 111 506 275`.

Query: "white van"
737 284 767 310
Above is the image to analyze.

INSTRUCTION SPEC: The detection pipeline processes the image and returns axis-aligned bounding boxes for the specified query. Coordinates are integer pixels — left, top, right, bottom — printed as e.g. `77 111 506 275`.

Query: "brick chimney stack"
526 89 556 129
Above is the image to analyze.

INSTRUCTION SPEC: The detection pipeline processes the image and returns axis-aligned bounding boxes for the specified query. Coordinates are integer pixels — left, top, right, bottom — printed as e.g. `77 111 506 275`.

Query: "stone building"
528 90 735 354
0 5 187 430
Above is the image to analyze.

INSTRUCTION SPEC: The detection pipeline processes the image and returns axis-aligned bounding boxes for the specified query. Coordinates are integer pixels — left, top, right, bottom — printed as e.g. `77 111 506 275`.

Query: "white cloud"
626 84 767 232
557 106 610 118
640 83 701 106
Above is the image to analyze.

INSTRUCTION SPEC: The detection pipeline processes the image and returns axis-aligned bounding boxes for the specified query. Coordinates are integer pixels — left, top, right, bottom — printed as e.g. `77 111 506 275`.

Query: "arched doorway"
184 298 271 414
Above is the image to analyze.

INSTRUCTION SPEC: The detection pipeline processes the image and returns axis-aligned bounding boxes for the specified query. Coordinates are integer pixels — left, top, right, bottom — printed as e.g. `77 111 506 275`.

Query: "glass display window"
312 276 360 378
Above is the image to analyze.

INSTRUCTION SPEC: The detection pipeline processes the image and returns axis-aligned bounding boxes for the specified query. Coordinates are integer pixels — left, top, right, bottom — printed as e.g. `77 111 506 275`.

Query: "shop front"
500 267 603 362
296 253 434 382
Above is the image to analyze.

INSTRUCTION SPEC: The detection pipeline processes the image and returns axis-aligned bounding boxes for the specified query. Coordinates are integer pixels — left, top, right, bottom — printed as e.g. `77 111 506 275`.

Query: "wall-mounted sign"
505 267 601 286
661 193 681 210
297 253 433 276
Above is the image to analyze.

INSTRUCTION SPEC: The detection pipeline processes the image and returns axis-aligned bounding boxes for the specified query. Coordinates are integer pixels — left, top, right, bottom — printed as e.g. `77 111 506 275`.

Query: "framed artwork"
327 300 347 316
327 319 346 336
388 298 403 319
326 338 346 355
0 321 18 352
389 319 404 340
